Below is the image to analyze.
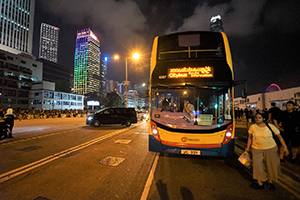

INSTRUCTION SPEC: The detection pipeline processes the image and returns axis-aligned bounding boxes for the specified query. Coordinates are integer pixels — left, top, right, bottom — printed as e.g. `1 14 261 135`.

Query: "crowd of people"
243 101 300 191
0 108 87 120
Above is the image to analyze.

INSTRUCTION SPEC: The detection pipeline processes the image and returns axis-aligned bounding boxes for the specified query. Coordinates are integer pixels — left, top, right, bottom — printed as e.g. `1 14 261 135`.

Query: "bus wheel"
93 120 101 127
125 121 131 127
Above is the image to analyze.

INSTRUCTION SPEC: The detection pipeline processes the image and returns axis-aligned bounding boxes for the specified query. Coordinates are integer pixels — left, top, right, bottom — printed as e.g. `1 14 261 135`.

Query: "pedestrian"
4 106 21 138
269 102 282 124
245 112 289 190
245 106 253 130
276 101 300 164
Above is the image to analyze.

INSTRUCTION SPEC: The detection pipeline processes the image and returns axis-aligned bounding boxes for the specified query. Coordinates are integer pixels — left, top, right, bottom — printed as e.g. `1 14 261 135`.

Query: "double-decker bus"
149 31 235 157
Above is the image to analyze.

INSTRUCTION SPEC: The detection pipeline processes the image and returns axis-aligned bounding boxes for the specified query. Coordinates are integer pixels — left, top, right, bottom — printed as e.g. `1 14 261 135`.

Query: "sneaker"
250 182 264 189
267 183 276 191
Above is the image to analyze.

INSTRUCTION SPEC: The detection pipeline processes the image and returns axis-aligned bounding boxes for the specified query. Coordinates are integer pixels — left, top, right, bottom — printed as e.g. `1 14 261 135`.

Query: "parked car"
86 107 137 127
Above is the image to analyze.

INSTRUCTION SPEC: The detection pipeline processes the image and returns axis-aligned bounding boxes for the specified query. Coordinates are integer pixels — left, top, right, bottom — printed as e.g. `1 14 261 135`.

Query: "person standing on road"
245 112 289 190
269 102 282 124
245 106 253 130
275 101 300 164
4 106 21 138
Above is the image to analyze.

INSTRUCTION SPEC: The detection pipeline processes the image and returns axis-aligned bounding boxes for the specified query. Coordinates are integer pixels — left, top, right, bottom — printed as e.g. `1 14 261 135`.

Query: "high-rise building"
74 28 101 95
210 15 224 32
0 0 35 54
39 23 59 63
106 80 118 93
99 58 107 97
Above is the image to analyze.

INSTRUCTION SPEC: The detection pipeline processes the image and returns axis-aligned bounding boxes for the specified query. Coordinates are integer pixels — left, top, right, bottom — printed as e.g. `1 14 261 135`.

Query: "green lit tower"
74 28 101 95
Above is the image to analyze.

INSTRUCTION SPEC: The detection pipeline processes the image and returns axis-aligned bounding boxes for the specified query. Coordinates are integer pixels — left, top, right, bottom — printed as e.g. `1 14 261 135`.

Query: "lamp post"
114 53 140 108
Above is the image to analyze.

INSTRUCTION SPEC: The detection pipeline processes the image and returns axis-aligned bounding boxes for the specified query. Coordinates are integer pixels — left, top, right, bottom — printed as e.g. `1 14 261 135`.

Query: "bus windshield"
151 86 233 131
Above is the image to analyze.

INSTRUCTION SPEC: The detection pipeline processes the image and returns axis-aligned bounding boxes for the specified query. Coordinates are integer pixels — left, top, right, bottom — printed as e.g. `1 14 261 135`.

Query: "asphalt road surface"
0 118 298 200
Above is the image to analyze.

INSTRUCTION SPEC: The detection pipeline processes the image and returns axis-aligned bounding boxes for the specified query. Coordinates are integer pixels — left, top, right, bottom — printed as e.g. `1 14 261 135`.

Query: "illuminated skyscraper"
0 0 35 54
99 58 108 97
39 23 59 63
74 28 101 95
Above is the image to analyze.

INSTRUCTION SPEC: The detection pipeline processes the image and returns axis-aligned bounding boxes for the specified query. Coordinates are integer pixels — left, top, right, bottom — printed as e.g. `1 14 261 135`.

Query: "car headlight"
143 114 149 119
87 116 93 121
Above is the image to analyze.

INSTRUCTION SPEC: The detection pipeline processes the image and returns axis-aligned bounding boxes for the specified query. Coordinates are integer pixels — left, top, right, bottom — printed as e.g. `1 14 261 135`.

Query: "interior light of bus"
214 104 218 109
150 121 161 141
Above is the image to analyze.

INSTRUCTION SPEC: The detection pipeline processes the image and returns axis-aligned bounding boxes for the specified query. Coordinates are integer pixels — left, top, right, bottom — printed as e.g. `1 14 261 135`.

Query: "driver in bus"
183 100 195 116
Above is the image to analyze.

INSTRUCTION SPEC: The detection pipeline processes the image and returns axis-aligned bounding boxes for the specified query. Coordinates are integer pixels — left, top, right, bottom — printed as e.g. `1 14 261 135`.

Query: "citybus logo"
181 137 200 142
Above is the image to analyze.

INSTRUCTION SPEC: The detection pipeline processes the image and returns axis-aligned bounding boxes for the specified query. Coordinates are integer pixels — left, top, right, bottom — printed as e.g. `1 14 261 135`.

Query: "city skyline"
29 0 300 95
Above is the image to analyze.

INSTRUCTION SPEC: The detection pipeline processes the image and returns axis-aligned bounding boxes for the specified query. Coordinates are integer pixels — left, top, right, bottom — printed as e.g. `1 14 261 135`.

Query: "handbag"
238 152 252 168
266 123 281 146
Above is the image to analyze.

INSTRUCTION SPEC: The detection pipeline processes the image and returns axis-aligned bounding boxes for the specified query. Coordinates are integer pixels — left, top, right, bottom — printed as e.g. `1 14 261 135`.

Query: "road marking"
99 156 125 167
0 127 133 183
140 153 160 200
114 139 131 144
0 129 77 146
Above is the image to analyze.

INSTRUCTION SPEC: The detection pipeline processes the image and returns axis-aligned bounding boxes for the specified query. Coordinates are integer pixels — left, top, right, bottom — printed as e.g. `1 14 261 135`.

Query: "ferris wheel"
266 83 281 93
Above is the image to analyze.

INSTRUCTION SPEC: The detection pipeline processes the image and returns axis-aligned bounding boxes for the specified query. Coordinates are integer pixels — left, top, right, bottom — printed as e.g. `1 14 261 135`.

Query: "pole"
126 58 128 108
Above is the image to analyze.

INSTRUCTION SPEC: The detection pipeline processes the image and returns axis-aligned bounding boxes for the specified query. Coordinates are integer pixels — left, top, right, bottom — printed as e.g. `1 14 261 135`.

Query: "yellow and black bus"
149 31 235 157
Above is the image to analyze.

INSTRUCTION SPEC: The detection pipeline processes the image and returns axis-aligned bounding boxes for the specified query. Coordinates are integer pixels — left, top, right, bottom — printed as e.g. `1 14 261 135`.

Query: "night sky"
32 0 300 95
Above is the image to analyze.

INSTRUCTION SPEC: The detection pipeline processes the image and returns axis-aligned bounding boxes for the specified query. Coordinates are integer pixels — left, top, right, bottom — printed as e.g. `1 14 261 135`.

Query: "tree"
107 92 124 107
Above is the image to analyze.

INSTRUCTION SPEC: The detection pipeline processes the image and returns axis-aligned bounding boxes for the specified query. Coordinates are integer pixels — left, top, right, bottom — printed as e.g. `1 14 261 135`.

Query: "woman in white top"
245 112 289 190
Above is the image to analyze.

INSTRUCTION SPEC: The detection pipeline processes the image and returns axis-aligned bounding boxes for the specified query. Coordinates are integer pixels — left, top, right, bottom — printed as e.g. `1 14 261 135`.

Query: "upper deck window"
158 32 224 60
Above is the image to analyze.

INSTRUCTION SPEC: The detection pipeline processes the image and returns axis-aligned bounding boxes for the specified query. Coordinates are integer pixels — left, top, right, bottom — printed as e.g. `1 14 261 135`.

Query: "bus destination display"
168 66 214 78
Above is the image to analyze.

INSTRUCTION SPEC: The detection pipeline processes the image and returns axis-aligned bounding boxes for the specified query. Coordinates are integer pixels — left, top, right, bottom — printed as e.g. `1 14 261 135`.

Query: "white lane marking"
140 153 160 200
0 128 131 183
0 129 76 146
114 139 131 144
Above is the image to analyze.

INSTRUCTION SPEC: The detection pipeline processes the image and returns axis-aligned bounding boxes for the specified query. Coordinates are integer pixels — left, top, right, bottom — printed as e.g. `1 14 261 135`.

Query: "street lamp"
114 53 140 108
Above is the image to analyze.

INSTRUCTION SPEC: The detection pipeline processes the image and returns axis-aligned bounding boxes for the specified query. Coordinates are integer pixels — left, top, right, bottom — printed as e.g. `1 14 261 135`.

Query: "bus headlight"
225 132 232 137
222 124 233 145
150 121 161 141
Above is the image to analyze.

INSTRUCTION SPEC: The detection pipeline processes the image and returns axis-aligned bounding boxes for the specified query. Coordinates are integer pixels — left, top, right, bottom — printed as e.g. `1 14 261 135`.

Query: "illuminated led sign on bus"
168 66 213 78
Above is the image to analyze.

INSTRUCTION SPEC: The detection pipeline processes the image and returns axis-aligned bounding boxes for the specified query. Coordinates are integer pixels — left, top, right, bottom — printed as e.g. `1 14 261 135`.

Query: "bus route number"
181 150 201 155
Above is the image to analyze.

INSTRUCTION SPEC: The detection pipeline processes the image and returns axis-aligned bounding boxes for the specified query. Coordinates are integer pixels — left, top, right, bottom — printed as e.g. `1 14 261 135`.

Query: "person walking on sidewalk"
245 112 289 190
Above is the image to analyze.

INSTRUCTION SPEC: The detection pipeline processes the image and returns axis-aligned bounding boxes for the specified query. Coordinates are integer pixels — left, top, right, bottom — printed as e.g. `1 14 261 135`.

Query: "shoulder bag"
266 123 280 146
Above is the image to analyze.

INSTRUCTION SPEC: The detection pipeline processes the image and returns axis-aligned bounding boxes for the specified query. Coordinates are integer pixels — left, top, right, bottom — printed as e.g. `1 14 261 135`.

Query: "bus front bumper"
148 135 235 157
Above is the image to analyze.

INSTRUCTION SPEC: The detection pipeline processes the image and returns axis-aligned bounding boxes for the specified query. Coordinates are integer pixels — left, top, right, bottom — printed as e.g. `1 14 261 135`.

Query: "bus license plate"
181 150 201 155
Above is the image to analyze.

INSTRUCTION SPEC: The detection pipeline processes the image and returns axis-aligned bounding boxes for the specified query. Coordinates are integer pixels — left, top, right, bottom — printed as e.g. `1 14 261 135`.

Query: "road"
0 118 299 200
